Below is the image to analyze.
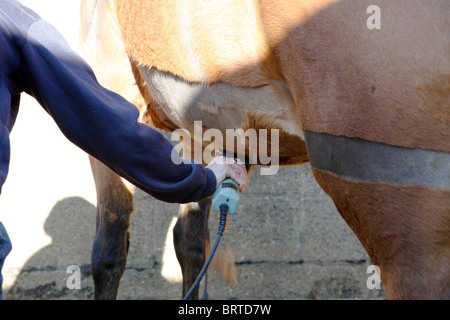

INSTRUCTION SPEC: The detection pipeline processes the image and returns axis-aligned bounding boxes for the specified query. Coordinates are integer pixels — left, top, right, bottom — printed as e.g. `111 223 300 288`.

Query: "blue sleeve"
18 18 216 203
0 222 12 300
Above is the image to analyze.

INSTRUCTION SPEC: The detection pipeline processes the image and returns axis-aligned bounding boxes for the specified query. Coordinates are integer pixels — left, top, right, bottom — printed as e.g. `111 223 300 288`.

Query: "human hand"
206 156 247 191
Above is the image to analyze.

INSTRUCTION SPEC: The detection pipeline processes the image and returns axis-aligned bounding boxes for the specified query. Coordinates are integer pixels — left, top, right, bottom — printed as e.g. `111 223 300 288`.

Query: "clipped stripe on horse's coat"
304 131 450 189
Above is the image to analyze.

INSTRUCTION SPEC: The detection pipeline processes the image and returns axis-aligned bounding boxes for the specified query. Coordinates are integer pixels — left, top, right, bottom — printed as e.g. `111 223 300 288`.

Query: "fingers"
206 155 247 191
227 163 247 191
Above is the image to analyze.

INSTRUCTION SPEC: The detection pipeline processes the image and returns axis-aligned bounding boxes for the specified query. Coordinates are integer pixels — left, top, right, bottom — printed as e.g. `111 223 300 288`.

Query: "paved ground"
0 1 385 300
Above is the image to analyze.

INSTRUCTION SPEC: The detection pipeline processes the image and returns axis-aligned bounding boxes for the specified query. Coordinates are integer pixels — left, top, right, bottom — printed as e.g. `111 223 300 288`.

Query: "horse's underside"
80 0 450 299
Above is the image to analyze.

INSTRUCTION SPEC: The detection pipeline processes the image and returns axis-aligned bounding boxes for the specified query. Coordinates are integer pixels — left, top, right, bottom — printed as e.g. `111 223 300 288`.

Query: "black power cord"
183 203 229 300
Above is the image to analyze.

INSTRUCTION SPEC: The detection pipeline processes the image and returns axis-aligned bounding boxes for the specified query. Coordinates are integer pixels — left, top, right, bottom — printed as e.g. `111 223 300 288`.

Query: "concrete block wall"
4 163 386 300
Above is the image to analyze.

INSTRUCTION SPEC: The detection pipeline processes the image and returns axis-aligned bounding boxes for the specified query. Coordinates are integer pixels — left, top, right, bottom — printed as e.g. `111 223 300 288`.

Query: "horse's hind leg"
170 137 210 300
312 166 450 299
173 138 251 299
173 200 212 300
89 157 135 299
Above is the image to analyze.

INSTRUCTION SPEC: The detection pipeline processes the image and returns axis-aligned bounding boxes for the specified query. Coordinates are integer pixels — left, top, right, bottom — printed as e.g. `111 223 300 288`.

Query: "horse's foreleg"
89 157 135 300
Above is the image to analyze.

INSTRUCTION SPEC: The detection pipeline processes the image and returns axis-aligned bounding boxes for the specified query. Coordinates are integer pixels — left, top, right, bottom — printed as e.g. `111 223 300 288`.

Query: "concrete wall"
1 1 385 300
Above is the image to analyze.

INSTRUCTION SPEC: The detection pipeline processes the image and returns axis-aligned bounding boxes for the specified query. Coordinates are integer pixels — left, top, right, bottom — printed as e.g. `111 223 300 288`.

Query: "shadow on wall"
4 194 183 300
5 197 96 299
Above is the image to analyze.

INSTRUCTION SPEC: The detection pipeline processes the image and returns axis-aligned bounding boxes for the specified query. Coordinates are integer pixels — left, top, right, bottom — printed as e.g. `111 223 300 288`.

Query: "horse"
79 0 449 299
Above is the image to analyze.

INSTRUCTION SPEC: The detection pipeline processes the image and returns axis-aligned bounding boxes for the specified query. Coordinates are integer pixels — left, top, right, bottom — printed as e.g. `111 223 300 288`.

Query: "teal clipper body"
211 178 240 214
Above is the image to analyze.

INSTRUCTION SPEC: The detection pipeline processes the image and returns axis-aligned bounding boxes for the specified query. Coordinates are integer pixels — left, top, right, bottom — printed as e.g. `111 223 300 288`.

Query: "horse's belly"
139 67 309 165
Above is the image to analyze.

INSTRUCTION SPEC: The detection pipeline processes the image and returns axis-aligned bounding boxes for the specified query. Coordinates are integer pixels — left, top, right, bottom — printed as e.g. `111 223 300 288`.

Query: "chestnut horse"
80 0 449 299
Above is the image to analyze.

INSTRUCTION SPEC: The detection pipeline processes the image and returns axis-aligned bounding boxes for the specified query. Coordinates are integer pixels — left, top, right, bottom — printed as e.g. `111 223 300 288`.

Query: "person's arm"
0 222 12 300
17 17 217 203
